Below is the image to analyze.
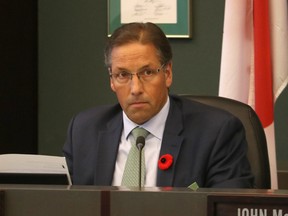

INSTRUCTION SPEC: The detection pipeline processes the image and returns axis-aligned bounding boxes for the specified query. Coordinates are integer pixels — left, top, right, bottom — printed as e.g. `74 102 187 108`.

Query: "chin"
130 115 149 125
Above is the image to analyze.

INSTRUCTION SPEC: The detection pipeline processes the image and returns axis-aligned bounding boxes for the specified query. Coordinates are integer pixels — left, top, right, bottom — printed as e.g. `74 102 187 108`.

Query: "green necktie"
121 127 149 187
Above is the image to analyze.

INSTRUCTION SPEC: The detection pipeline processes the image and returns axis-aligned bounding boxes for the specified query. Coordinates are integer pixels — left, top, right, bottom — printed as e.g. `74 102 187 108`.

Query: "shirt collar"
123 96 170 140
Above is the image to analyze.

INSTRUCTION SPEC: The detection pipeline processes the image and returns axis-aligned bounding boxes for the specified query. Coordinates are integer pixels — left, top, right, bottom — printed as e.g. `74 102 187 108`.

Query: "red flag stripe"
253 0 274 127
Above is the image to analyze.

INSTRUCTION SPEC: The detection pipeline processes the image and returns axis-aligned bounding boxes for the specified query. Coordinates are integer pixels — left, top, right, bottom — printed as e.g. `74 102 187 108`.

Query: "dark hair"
104 22 172 67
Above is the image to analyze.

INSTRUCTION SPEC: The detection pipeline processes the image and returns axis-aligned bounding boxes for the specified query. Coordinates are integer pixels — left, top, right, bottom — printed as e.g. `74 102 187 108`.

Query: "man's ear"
110 79 116 92
164 61 173 87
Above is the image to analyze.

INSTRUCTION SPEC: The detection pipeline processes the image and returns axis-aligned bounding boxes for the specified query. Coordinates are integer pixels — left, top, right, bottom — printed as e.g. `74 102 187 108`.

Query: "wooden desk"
0 185 287 216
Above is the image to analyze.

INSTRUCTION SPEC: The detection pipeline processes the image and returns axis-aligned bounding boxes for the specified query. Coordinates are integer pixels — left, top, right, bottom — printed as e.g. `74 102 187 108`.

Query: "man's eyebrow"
115 64 152 72
139 64 151 69
114 67 127 71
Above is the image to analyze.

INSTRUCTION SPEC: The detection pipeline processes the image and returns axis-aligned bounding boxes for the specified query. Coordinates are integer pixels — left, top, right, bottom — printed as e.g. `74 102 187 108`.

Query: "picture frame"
107 0 192 38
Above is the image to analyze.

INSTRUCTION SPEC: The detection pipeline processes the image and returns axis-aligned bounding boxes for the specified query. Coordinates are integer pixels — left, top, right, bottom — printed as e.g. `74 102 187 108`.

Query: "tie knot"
131 127 149 139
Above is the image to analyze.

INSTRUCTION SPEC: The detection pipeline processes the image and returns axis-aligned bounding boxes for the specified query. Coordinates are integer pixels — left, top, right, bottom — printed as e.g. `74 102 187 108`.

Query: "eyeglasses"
109 63 166 84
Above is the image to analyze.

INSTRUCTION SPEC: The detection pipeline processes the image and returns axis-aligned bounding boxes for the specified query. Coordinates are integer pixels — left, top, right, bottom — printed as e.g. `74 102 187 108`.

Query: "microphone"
136 136 145 188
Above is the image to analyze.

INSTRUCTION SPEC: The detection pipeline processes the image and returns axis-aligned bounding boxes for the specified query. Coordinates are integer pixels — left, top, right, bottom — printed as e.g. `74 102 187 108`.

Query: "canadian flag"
219 0 288 189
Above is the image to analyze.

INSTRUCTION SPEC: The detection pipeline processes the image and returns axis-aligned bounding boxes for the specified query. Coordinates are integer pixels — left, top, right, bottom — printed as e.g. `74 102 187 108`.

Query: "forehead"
110 42 160 68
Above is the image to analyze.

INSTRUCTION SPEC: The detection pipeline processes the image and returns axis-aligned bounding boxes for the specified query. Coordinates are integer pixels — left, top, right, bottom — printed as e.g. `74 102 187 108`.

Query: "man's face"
109 42 173 125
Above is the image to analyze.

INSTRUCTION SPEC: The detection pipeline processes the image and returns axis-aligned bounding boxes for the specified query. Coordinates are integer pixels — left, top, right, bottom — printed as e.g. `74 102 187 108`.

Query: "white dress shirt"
112 97 170 187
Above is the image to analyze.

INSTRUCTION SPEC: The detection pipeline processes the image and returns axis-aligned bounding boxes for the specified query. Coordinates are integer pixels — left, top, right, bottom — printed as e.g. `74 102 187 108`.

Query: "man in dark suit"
63 22 254 188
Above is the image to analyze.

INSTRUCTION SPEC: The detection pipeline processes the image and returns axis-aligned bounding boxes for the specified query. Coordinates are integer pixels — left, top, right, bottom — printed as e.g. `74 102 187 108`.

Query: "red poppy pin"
158 154 173 170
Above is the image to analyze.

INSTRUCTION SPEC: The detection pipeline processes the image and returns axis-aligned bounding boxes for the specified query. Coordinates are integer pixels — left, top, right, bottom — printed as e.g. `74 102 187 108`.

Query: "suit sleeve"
62 116 75 182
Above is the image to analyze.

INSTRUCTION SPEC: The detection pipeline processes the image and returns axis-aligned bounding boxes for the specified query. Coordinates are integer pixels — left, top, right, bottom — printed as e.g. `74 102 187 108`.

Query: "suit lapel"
93 96 185 186
94 111 123 185
157 96 184 187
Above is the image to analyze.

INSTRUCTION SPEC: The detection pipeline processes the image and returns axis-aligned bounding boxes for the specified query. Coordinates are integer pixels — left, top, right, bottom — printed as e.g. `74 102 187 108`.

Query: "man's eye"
142 69 154 76
117 72 130 79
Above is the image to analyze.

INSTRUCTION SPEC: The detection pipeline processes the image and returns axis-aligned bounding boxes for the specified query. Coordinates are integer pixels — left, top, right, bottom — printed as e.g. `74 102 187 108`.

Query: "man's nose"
130 74 143 94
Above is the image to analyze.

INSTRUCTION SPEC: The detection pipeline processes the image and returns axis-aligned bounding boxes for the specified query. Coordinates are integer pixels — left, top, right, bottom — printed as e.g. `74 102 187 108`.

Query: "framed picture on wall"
107 0 192 38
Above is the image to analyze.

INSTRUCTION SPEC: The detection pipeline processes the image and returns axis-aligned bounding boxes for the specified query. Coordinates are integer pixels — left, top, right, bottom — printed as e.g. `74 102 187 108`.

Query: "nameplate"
207 194 288 216
0 191 4 216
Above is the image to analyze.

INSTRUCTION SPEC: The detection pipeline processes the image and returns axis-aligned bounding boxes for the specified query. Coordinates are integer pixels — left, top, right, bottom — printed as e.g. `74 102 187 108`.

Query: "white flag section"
219 1 254 104
219 0 288 189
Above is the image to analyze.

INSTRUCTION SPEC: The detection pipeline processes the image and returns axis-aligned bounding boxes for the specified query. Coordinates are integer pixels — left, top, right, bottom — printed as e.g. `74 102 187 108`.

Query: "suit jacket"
63 95 254 188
